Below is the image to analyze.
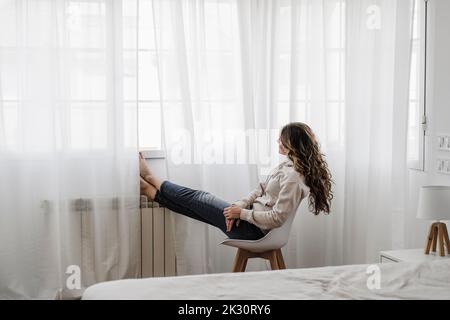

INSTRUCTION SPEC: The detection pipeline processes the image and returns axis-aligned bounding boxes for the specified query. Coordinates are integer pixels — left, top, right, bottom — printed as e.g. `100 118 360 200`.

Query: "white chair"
219 211 297 272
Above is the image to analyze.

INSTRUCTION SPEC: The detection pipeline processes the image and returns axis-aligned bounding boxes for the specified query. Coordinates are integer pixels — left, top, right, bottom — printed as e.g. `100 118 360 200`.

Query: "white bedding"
82 260 450 300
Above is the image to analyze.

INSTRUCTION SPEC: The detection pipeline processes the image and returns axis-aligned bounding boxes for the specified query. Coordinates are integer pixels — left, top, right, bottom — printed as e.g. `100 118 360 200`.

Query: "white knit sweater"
233 159 310 232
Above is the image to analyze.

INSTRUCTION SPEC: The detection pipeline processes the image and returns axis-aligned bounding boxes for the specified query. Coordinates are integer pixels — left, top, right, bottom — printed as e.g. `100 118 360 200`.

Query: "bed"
82 259 450 300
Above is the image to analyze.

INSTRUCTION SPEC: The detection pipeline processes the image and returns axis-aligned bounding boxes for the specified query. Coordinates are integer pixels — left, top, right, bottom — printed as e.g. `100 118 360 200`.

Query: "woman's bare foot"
140 177 157 200
139 152 154 180
138 152 163 190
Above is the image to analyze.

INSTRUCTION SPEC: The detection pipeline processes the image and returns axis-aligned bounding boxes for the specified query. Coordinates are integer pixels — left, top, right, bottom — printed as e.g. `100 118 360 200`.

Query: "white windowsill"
140 149 166 159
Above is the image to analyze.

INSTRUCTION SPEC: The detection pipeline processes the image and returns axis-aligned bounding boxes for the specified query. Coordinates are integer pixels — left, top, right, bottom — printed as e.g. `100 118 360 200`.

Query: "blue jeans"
154 180 265 240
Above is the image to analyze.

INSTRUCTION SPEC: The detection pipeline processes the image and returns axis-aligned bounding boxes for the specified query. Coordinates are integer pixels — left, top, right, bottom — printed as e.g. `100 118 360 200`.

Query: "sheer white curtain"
0 0 140 299
149 0 414 274
343 0 414 263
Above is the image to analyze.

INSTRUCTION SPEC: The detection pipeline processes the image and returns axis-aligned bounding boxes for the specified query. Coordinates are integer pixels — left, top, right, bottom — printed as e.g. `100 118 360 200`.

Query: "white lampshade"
417 186 450 220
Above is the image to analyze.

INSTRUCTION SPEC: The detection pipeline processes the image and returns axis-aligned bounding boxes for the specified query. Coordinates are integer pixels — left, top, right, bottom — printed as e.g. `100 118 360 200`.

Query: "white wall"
405 0 450 248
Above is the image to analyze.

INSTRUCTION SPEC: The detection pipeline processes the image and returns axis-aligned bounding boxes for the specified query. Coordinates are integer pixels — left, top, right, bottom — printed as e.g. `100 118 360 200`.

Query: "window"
134 0 162 151
130 0 346 156
133 0 241 153
276 0 345 150
407 0 427 170
0 0 137 152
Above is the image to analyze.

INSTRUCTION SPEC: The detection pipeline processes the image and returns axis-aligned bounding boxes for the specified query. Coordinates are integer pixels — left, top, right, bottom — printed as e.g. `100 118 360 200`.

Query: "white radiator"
140 196 177 277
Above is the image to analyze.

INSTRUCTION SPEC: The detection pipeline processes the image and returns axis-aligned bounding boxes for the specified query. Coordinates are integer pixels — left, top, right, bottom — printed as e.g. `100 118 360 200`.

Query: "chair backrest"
258 208 297 249
220 208 298 252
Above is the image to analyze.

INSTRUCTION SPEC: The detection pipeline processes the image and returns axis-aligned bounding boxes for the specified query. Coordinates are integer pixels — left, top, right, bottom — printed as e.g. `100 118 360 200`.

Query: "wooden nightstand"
379 248 450 263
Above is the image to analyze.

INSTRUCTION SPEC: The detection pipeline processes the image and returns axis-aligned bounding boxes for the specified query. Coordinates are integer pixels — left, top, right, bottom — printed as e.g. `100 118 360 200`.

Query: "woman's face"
277 137 288 155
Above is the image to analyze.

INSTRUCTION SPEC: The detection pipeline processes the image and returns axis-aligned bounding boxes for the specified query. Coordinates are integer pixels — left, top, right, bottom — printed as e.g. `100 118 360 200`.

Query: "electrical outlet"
438 159 444 171
438 136 445 148
437 135 450 151
437 158 450 175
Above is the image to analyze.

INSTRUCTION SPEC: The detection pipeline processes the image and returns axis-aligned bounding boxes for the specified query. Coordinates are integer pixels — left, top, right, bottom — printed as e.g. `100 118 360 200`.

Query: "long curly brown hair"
279 122 333 215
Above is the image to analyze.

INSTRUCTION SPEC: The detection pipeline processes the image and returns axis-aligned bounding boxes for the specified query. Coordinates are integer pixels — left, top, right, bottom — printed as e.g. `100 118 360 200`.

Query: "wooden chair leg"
232 249 248 272
268 250 280 270
275 249 286 269
241 254 248 272
232 248 288 272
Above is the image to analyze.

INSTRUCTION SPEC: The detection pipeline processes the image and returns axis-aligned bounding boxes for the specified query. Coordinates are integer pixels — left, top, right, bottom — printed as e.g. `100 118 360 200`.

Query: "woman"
139 122 333 240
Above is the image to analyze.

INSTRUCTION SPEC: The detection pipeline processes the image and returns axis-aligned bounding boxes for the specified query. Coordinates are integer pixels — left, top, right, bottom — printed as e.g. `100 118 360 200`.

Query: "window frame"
407 0 428 171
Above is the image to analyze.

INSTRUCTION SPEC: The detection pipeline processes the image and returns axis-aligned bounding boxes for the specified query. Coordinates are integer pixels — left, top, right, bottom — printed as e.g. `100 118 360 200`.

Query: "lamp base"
424 222 450 257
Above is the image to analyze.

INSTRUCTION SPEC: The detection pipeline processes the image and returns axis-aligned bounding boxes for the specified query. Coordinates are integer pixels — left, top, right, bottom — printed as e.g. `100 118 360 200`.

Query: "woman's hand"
224 205 241 232
223 205 241 220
